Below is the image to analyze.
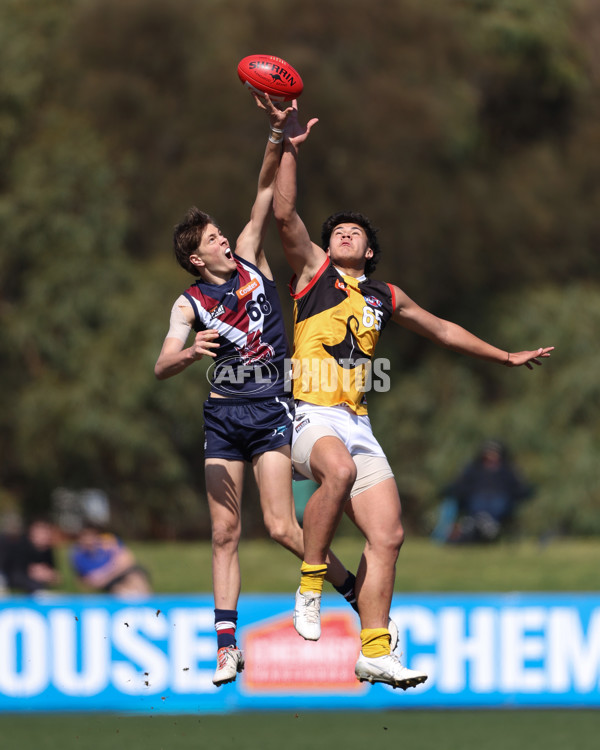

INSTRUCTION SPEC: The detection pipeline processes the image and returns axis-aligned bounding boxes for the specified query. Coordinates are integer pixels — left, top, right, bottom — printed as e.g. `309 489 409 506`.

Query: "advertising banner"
1 593 599 713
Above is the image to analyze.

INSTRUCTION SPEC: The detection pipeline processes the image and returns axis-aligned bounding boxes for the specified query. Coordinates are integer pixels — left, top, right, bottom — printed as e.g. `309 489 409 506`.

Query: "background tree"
1 0 598 537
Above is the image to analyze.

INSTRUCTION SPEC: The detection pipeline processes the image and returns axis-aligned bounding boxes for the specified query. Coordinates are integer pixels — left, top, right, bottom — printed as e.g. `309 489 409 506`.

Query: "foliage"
0 0 598 537
372 283 600 537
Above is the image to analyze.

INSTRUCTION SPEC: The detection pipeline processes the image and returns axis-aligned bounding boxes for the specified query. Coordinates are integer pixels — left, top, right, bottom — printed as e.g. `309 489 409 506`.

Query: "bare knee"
368 524 405 561
211 520 241 552
318 460 357 497
264 515 302 554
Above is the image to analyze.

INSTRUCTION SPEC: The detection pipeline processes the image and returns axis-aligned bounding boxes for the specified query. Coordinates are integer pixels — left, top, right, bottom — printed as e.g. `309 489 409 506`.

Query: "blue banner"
1 593 599 712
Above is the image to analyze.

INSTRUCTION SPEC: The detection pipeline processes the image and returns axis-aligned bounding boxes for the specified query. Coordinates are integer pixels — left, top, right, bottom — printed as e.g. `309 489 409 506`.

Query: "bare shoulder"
171 294 195 321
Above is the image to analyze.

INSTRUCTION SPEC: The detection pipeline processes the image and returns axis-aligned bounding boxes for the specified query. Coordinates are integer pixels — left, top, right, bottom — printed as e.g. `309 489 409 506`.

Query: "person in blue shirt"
70 523 151 594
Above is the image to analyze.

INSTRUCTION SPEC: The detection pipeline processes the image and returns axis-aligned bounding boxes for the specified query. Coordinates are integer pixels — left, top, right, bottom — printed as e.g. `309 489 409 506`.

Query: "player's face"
191 223 236 275
327 223 373 271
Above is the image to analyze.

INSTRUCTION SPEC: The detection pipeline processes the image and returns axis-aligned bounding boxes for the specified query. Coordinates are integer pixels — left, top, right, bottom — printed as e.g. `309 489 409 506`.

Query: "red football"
237 54 303 102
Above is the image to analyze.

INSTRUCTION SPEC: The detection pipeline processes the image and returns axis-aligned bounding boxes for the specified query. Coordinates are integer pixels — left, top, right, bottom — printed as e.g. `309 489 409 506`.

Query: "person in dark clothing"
4 518 61 593
436 440 534 543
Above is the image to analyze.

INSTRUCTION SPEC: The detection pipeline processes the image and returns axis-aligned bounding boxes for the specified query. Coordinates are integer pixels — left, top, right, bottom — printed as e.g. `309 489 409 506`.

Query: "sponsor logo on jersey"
335 279 348 294
364 295 382 308
208 302 225 318
236 278 260 299
295 418 310 432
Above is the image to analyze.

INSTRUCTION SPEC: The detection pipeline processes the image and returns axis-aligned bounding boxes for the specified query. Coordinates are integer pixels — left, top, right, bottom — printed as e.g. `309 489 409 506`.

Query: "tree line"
0 0 598 537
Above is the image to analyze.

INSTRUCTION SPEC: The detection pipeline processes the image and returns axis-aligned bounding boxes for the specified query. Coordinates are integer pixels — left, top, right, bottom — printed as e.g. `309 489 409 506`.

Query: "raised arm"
273 102 327 291
390 284 554 369
234 94 294 273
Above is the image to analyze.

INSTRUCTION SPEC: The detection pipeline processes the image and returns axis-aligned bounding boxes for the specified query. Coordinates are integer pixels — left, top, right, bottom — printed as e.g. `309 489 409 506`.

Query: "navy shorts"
203 396 295 462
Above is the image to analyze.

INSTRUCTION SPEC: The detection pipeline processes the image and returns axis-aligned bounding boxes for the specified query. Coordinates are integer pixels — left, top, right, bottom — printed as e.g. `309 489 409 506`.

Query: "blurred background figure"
0 529 14 594
432 440 535 544
70 524 152 595
2 517 61 593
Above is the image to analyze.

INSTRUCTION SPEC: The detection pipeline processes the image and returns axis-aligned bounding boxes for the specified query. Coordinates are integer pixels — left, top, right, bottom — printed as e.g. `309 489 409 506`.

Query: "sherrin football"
237 54 303 102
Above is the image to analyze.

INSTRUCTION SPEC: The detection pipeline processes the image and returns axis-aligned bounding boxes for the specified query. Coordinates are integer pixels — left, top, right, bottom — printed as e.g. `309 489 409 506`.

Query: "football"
237 54 303 102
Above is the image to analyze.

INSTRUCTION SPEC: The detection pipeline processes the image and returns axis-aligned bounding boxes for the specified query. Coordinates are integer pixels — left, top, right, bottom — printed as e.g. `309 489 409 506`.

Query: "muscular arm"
391 284 554 369
154 296 219 380
273 104 326 291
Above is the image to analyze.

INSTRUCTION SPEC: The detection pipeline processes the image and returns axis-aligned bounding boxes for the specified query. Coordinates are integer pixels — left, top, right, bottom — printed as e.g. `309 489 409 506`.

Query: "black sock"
333 571 359 612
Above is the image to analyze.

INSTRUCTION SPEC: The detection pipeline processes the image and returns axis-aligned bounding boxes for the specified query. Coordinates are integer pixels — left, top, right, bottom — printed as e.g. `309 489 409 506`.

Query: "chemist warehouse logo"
2 599 600 706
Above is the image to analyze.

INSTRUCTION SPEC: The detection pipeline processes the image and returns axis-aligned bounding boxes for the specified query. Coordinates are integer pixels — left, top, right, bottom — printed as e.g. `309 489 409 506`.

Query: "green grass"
1 710 599 750
56 536 600 594
9 538 600 745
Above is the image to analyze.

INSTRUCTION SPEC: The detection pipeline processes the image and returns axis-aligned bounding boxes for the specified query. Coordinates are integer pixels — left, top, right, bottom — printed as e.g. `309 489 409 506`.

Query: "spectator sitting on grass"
434 440 534 544
3 517 61 594
70 523 151 595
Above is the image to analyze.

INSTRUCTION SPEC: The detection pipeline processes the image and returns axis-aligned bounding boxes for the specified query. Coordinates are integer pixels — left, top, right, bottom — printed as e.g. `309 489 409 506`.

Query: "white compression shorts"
292 401 395 498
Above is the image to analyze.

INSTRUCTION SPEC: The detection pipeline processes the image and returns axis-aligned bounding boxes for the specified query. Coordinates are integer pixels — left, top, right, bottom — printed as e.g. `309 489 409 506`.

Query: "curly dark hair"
173 207 218 276
320 211 381 276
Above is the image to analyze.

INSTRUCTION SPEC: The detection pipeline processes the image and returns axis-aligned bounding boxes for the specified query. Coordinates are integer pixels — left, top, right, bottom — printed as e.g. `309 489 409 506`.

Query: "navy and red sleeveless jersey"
183 255 290 398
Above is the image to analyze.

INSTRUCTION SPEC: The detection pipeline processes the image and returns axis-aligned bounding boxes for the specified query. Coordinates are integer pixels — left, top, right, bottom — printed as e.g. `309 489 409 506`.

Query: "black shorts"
203 396 295 462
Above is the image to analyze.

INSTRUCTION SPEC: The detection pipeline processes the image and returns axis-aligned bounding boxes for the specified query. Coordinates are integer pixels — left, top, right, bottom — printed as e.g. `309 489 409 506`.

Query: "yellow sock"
299 561 328 595
360 628 391 658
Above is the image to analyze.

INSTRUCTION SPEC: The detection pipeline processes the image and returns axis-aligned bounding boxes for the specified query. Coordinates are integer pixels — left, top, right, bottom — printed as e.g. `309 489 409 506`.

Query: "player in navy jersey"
154 94 360 687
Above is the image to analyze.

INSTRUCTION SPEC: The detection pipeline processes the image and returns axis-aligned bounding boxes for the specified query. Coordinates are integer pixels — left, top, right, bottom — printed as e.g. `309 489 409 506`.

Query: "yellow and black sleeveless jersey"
290 258 395 414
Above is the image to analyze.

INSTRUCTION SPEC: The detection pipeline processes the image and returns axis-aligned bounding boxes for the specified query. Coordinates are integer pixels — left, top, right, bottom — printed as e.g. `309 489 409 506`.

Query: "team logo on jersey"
323 315 370 369
208 302 225 319
236 330 275 364
236 278 260 300
364 295 382 308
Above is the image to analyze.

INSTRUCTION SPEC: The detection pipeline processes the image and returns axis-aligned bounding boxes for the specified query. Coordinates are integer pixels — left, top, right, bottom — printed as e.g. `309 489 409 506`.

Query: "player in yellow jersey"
273 103 554 690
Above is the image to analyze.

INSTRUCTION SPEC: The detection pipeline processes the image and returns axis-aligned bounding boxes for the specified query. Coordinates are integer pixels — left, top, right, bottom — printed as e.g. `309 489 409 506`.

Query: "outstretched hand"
251 91 294 132
506 346 555 370
284 99 319 146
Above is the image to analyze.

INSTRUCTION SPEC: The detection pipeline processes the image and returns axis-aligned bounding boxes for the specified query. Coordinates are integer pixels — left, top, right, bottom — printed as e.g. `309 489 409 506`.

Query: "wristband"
270 127 284 134
268 133 283 144
504 352 511 366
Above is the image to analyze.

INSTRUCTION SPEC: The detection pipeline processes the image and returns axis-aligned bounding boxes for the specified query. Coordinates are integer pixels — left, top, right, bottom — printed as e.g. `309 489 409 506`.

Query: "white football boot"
293 587 321 640
355 651 428 690
212 646 245 687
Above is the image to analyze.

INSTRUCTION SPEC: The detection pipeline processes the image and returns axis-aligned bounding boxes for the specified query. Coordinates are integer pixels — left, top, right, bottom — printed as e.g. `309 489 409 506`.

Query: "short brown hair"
173 207 218 276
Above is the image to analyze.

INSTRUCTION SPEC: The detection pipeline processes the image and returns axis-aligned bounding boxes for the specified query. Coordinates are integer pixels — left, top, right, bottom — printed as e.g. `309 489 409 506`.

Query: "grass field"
56 535 600 594
1 710 600 750
6 537 600 747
